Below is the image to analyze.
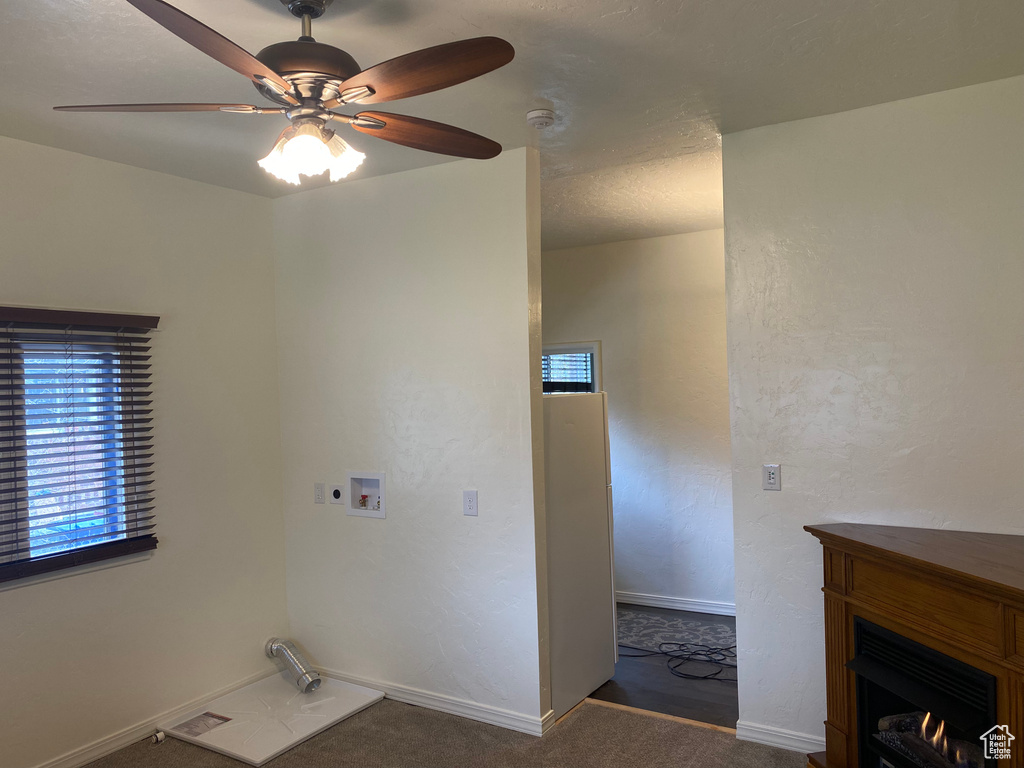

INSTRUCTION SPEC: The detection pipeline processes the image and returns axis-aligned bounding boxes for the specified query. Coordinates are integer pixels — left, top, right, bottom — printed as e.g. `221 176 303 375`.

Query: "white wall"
723 75 1024 749
542 231 735 612
273 149 548 730
0 137 289 768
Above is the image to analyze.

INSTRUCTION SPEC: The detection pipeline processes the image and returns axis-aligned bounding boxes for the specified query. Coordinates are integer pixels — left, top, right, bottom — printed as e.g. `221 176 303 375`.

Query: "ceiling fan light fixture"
322 132 366 182
258 120 364 185
56 0 515 175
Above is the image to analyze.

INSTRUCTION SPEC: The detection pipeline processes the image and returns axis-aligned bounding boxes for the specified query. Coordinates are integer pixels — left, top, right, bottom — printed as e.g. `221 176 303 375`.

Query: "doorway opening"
541 230 735 728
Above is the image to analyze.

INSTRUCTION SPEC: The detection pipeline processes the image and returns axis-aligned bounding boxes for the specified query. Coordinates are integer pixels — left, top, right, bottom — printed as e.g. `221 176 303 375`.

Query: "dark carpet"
86 699 803 768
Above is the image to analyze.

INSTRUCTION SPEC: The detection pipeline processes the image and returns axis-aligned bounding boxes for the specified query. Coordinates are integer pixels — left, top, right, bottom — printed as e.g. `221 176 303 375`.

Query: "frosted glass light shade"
258 123 365 185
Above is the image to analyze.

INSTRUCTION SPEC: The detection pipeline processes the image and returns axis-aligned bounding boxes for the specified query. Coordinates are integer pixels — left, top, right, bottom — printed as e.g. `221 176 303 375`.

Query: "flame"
932 719 944 749
919 712 950 762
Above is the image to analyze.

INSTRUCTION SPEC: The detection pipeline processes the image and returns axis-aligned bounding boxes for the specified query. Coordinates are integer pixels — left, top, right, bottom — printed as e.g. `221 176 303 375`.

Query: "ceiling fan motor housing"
255 40 361 104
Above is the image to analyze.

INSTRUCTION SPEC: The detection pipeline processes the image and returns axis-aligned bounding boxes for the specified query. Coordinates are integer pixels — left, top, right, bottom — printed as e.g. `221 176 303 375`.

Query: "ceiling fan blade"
124 0 298 103
324 37 514 108
54 103 268 112
350 111 501 159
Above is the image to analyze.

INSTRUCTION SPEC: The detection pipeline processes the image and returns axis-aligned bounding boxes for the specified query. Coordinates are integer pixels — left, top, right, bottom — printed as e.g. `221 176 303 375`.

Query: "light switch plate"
762 464 781 491
314 482 326 504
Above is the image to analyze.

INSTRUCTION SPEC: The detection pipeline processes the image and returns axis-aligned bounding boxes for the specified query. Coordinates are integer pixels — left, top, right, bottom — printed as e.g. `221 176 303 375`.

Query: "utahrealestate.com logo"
981 725 1015 760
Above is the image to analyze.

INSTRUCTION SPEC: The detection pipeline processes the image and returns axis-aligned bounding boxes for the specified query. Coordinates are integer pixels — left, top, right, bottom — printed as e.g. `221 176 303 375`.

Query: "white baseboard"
319 667 545 736
34 669 276 768
616 591 736 617
539 708 556 734
736 720 826 754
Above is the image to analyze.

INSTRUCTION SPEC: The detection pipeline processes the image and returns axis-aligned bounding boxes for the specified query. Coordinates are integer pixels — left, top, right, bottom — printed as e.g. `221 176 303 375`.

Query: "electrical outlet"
328 484 345 505
314 482 326 504
762 464 781 491
463 490 478 517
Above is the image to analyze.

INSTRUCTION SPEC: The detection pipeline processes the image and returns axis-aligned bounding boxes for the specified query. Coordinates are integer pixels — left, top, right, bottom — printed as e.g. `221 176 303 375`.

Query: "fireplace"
805 524 1024 768
850 618 996 768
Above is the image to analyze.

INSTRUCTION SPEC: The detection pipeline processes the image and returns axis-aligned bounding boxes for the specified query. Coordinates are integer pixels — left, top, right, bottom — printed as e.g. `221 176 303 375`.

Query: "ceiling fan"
54 0 515 185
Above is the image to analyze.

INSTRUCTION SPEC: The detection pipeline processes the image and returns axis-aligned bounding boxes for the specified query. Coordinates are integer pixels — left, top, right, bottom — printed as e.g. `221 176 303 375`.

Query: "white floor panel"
161 671 384 766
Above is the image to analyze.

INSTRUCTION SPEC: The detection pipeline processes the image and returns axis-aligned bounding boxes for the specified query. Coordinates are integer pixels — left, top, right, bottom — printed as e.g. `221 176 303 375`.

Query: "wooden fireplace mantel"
805 523 1024 768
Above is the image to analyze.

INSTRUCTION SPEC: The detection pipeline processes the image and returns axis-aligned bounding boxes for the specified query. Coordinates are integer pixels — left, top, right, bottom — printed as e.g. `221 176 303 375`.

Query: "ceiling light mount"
279 0 334 20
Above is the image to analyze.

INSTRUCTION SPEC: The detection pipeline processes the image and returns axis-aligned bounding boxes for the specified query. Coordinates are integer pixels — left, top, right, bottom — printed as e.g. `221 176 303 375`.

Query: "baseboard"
319 666 546 736
33 669 276 768
735 720 826 754
539 708 556 734
616 591 736 617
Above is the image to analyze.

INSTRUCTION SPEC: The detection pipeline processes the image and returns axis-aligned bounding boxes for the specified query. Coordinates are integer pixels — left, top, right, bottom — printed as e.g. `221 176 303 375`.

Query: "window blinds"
542 352 595 393
0 306 159 583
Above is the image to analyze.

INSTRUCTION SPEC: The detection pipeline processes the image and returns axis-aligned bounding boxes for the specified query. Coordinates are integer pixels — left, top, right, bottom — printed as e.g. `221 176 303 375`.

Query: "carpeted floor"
86 698 803 768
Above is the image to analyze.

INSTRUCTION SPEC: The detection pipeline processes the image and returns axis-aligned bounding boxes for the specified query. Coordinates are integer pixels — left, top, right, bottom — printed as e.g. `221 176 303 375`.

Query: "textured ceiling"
542 149 724 251
2 0 1024 249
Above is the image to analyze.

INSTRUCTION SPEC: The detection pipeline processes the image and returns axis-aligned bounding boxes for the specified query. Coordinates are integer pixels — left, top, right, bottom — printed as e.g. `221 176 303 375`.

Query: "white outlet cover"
463 489 478 517
328 484 345 505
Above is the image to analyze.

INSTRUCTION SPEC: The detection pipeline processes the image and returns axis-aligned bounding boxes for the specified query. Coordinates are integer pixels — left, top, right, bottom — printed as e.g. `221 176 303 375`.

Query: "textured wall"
723 75 1024 746
0 137 288 768
542 231 735 611
273 149 547 726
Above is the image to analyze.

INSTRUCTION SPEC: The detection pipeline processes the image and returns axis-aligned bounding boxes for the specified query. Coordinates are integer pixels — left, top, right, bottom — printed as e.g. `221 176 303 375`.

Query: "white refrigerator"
543 392 617 719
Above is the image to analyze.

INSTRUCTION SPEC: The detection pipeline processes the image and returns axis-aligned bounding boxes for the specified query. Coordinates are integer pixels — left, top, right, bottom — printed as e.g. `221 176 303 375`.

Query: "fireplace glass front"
849 618 997 768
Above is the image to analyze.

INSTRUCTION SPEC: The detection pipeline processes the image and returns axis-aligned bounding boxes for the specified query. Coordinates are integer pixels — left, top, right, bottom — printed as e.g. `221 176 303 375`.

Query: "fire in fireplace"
875 710 984 768
847 618 997 768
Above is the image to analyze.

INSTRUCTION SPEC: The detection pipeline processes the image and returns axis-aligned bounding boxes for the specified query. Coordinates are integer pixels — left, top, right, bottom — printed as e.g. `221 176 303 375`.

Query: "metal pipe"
301 13 312 38
266 637 322 693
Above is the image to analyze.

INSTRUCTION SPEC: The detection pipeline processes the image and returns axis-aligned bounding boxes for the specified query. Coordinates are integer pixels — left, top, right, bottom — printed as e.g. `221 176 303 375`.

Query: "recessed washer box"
347 472 385 518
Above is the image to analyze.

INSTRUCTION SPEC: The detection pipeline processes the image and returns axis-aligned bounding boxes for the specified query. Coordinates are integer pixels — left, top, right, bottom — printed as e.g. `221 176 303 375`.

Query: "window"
1 307 159 584
542 341 602 393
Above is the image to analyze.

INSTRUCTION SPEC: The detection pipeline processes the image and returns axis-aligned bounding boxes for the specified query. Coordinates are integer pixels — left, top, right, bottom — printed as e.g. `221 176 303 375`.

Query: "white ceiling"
3 0 1024 250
